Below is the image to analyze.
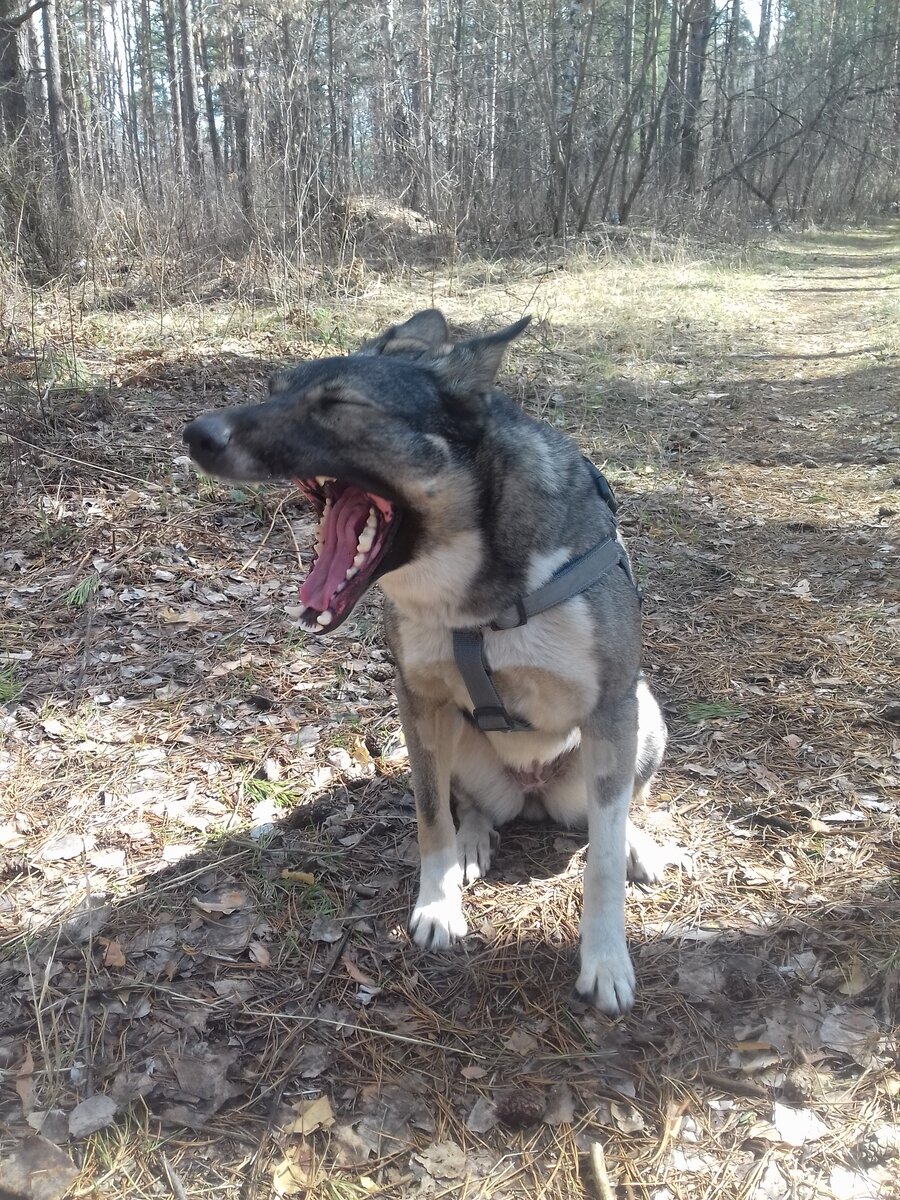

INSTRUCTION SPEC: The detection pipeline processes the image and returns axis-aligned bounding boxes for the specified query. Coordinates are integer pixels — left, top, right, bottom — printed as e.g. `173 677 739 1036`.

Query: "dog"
183 309 667 1014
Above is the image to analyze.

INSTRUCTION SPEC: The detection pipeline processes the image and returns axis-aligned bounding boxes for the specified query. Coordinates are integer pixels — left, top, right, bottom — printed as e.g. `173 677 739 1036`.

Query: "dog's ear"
360 309 451 358
268 369 292 395
428 316 531 397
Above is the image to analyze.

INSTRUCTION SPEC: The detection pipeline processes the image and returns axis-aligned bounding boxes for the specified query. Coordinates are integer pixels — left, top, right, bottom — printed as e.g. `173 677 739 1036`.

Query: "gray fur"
183 309 670 1015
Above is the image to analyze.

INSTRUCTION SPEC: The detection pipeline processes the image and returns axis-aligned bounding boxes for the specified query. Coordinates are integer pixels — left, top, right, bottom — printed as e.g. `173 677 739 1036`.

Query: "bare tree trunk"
196 2 222 178
662 0 684 177
0 0 31 141
680 0 713 189
41 0 71 205
230 19 253 227
177 0 201 178
137 0 160 194
160 0 184 177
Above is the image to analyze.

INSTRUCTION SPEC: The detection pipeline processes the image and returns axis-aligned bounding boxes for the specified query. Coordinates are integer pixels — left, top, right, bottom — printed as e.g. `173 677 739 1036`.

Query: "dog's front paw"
409 895 468 949
575 943 636 1016
625 821 667 886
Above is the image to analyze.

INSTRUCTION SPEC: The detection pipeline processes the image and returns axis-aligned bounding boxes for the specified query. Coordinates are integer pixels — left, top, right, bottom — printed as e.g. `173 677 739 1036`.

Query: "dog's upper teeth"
315 476 334 486
357 529 375 553
352 551 367 567
316 610 333 626
346 567 359 580
299 619 318 633
365 507 377 530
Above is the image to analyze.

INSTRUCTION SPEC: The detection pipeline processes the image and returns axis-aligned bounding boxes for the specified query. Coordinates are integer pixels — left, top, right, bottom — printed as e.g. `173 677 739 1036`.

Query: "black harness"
452 459 638 734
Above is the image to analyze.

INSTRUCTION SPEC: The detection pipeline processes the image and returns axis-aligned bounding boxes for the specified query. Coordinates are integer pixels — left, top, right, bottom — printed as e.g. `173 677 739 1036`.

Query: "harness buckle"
490 597 528 631
472 705 524 733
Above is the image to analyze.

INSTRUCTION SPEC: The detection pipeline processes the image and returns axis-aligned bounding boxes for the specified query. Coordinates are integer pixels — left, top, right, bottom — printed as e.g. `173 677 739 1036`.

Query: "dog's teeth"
357 529 374 553
365 507 377 530
299 620 318 633
316 610 333 626
353 550 368 567
315 476 333 486
346 567 358 580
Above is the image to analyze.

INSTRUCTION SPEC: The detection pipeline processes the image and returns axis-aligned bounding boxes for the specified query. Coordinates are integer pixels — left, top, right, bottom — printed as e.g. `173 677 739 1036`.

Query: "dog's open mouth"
293 477 399 633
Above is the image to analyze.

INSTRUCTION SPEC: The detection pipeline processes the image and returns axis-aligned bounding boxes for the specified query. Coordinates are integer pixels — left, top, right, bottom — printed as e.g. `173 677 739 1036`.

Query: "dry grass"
1 224 899 1199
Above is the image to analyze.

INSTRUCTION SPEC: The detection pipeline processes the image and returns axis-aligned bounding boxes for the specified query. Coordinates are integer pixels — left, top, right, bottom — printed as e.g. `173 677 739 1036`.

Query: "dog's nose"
183 414 232 458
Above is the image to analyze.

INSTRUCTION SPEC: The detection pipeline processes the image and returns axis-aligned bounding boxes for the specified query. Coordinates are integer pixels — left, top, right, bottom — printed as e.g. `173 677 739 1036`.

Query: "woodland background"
0 0 898 277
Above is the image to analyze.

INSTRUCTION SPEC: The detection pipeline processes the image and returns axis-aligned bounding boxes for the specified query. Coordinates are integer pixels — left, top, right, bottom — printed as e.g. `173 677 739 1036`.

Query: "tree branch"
4 0 47 29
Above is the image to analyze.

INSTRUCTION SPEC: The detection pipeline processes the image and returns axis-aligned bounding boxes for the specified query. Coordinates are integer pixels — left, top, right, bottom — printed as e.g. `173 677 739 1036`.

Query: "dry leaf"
16 1044 36 1116
248 941 271 967
68 1094 119 1137
102 938 127 968
193 886 249 914
413 1140 467 1181
819 1008 879 1064
272 1143 315 1196
0 1136 78 1200
309 915 343 943
295 1043 332 1079
160 607 208 624
543 1082 575 1126
0 823 26 849
288 1094 334 1135
611 1101 646 1134
771 1102 829 1146
342 955 376 985
503 1028 539 1055
460 1065 487 1080
837 961 869 997
40 834 96 861
466 1097 498 1133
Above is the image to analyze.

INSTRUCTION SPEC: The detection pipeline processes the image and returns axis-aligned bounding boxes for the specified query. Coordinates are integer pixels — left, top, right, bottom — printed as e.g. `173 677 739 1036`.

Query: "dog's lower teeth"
316 610 333 626
357 530 374 553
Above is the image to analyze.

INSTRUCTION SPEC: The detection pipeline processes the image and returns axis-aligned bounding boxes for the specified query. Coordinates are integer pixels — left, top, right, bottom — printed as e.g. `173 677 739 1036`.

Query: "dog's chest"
391 600 598 732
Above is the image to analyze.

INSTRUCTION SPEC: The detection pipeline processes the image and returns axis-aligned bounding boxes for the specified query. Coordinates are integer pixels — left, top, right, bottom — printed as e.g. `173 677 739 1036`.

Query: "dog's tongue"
300 488 371 611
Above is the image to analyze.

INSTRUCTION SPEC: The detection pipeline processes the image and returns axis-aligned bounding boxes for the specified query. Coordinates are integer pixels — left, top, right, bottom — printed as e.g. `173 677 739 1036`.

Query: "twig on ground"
589 1141 616 1200
162 1155 189 1200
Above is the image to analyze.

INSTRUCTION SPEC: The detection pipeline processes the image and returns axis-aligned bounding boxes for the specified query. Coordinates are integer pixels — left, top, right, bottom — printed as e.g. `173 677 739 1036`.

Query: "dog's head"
183 310 530 633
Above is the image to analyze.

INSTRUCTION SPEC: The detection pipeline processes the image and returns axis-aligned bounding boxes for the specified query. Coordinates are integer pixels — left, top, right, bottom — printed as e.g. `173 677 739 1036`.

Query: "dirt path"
1 228 898 1199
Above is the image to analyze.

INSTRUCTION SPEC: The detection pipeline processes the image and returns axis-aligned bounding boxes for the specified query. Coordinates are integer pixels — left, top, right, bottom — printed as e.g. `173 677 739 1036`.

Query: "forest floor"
1 222 898 1200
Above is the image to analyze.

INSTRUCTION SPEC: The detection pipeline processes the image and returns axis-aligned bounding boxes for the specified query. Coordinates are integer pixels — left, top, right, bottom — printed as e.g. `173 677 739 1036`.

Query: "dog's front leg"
397 681 466 949
576 722 638 1016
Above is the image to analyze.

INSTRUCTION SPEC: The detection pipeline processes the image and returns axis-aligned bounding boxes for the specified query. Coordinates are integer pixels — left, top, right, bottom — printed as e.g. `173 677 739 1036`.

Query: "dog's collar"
454 461 638 734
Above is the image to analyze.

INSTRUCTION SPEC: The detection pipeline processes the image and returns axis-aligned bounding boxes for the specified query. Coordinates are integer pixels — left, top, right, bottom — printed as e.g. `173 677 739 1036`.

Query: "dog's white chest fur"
384 547 599 754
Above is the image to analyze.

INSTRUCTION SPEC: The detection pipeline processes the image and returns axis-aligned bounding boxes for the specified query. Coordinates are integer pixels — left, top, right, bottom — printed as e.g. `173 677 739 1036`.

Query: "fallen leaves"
286 1095 335 1135
0 1137 78 1200
67 1094 119 1137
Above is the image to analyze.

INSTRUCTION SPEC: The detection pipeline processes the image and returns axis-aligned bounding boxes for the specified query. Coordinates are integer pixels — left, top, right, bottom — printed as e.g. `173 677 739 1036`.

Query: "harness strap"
452 629 532 732
452 459 639 735
489 535 626 630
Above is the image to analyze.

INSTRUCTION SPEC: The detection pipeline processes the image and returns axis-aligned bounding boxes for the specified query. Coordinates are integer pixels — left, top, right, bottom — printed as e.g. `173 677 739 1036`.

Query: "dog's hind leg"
626 679 669 886
451 720 526 884
398 682 467 950
455 798 498 885
576 709 638 1015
